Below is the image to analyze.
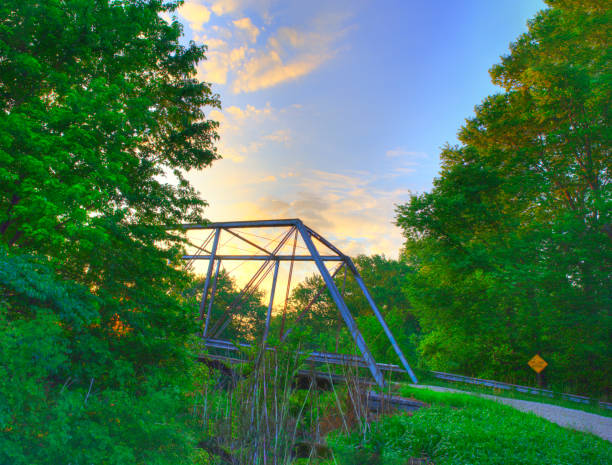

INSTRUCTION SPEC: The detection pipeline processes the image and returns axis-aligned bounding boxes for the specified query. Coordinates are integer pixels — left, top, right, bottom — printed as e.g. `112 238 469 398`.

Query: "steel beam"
279 228 298 339
198 228 220 320
304 225 345 257
211 259 276 339
202 339 404 373
181 218 415 388
203 259 221 337
346 256 419 384
209 227 296 339
182 254 343 261
178 219 301 230
222 228 273 256
262 260 280 346
296 222 386 388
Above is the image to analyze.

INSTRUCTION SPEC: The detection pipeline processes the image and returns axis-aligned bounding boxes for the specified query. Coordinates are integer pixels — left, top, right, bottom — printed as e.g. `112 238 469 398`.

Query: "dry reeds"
196 342 382 464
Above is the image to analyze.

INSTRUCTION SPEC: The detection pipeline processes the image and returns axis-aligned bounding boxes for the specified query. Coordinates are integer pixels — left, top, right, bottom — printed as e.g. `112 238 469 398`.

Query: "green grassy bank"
325 387 612 465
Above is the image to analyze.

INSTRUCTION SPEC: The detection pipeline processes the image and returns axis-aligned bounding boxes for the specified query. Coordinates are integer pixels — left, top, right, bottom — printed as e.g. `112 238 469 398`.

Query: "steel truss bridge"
177 218 418 388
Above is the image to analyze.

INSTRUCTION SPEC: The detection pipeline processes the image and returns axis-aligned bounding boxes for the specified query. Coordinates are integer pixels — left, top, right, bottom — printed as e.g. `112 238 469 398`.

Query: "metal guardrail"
431 371 612 411
203 339 612 411
202 338 405 373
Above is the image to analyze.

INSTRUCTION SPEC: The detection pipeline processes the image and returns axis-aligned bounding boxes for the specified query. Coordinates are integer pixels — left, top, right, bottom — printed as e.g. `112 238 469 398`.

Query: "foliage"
328 387 612 465
0 0 220 463
0 250 207 464
395 0 611 394
0 0 220 255
186 269 268 342
280 255 419 368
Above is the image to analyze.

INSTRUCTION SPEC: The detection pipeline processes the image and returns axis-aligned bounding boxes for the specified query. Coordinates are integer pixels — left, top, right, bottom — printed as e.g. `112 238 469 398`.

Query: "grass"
410 375 612 418
325 387 612 465
197 347 612 464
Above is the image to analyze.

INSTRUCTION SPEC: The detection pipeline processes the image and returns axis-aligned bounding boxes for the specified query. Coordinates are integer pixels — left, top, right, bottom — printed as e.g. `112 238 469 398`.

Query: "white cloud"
178 1 211 31
159 11 172 24
208 108 225 123
210 0 242 16
198 41 253 85
199 52 230 84
211 25 233 40
199 37 228 49
193 21 252 85
209 0 273 20
219 140 262 163
386 148 428 158
233 17 260 43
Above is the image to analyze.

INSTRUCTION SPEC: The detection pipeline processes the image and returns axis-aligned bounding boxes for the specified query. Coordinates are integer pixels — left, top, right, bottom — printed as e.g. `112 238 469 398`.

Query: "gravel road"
410 384 612 442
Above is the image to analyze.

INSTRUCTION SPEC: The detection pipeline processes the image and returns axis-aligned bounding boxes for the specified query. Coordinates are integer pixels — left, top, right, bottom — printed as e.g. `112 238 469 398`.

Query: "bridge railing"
201 338 612 411
430 371 612 411
202 338 405 373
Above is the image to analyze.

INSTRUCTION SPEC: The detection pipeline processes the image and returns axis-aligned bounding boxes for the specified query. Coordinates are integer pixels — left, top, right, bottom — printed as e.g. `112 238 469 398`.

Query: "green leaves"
0 1 221 463
329 388 612 465
0 0 220 259
396 1 611 394
0 248 99 325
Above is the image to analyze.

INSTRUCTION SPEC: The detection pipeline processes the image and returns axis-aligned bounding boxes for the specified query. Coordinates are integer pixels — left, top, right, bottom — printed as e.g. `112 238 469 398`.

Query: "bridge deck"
201 338 406 373
198 342 425 413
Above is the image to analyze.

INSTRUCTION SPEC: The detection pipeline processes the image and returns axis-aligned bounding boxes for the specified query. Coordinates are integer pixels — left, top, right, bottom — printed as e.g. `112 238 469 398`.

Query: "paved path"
410 384 612 442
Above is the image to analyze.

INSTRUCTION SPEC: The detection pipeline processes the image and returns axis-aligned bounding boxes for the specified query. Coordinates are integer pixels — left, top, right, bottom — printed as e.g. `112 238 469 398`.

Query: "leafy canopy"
396 0 611 394
0 1 222 463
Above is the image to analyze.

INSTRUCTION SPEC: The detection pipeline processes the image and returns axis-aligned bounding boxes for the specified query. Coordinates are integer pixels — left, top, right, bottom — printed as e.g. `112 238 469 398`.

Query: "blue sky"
170 0 545 258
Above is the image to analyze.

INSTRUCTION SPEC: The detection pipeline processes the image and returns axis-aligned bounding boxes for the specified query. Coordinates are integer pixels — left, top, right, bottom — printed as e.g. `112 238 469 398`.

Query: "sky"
169 0 545 260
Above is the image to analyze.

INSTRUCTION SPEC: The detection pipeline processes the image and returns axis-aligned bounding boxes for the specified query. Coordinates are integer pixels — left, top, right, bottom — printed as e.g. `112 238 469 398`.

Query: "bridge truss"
179 219 418 387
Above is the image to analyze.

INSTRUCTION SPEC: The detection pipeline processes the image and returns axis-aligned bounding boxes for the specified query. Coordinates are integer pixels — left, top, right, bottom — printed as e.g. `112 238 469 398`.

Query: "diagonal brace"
296 221 386 388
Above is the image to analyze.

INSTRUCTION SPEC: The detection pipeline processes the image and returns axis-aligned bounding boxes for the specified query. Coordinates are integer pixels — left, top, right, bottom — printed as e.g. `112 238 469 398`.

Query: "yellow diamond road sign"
528 354 548 373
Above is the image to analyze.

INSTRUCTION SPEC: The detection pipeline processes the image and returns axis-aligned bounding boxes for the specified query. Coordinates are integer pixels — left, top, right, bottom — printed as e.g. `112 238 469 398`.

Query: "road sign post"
528 354 548 388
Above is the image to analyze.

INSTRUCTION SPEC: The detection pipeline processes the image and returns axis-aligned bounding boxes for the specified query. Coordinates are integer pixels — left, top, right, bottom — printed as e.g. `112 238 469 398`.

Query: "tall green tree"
282 255 419 366
0 1 221 463
396 0 611 394
186 269 268 343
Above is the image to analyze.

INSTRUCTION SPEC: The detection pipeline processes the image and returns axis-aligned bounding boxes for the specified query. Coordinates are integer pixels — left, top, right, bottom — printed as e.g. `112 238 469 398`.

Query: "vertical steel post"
203 259 221 337
262 260 280 346
279 228 298 339
347 257 418 384
336 264 347 353
199 227 221 320
296 222 386 388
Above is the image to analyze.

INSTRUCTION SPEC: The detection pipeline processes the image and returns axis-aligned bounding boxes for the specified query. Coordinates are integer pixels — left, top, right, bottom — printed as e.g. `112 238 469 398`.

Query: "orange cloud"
233 17 260 43
232 50 329 93
179 1 211 31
